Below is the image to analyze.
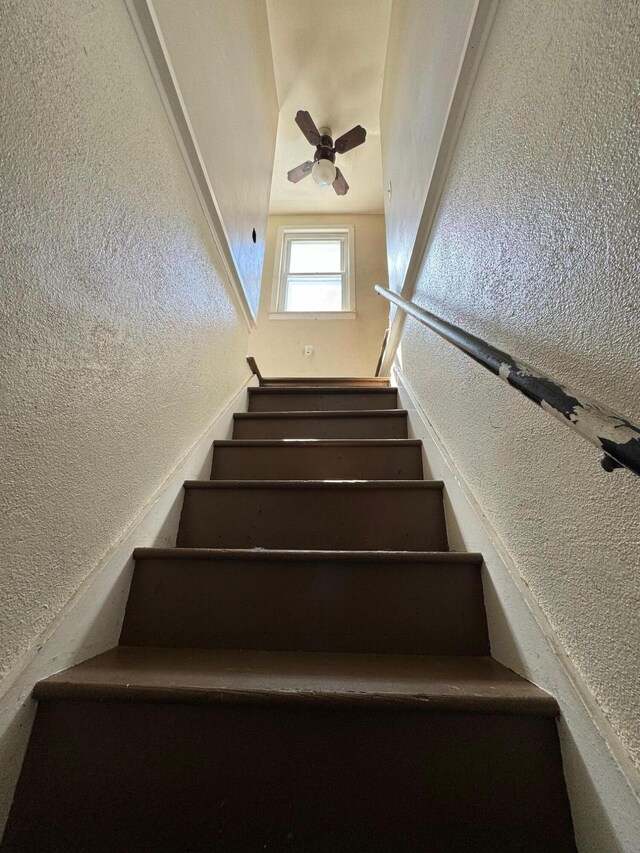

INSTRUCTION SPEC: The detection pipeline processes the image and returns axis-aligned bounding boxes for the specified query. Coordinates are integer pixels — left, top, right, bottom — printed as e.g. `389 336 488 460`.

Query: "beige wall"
380 0 476 293
0 0 252 690
153 0 278 315
388 0 640 781
249 215 389 376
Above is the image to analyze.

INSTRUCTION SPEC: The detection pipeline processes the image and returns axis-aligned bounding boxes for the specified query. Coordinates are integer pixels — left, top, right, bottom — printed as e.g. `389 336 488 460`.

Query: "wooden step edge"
33 649 558 716
212 439 422 447
259 377 391 386
34 683 556 714
248 387 398 396
260 384 392 389
182 479 445 490
234 409 408 420
132 547 483 564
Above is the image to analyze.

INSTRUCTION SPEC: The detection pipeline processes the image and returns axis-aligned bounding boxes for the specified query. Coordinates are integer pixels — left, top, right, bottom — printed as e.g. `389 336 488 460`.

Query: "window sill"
268 311 356 321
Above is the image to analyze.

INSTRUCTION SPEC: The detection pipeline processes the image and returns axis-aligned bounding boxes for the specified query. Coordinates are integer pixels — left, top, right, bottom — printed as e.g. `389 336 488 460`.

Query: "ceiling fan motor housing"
314 128 336 164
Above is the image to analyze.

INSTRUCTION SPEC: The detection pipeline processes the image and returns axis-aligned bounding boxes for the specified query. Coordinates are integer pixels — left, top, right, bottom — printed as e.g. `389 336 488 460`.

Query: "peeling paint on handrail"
375 286 640 477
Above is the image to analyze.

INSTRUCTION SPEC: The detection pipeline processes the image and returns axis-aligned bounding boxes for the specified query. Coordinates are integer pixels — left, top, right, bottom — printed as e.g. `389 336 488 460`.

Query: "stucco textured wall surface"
0 0 249 684
398 0 640 767
153 0 278 316
249 215 389 376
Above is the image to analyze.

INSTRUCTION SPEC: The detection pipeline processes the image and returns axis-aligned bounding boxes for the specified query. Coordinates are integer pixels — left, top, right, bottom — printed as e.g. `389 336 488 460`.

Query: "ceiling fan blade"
287 160 313 183
334 125 366 154
295 110 321 145
332 167 349 196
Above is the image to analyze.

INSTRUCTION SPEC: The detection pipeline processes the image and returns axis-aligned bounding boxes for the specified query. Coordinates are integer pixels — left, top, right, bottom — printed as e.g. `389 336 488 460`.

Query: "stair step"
210 439 423 480
177 480 447 551
4 649 575 852
258 376 390 387
34 648 557 713
247 387 398 412
122 549 488 655
233 409 408 439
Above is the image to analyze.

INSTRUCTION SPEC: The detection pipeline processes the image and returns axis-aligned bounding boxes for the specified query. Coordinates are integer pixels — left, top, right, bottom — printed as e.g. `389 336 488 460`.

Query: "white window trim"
269 226 356 319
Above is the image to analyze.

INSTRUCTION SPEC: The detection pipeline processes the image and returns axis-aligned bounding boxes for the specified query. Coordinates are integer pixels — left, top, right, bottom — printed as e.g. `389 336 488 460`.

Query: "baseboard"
394 366 640 853
0 375 255 836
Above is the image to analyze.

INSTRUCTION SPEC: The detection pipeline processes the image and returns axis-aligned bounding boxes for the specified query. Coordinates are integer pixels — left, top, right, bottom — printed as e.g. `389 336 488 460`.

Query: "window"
270 227 355 319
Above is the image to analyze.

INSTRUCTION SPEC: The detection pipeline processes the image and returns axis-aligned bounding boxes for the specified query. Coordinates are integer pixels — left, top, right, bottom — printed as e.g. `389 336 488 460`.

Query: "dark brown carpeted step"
233 410 408 439
210 439 423 480
121 549 488 655
247 387 398 412
3 649 575 852
177 481 447 551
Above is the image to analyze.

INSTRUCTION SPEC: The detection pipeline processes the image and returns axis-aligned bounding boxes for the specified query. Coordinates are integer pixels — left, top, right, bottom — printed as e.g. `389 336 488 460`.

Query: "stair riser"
233 413 407 439
177 486 447 551
121 556 488 655
211 443 423 480
248 390 398 412
4 700 576 852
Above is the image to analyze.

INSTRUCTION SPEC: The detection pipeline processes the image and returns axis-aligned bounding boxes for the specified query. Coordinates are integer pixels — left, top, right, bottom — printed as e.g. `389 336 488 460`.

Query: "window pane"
285 276 343 311
289 240 342 273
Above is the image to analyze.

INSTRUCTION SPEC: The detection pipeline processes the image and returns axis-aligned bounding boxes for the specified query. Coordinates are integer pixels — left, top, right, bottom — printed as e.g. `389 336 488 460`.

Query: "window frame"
269 226 356 320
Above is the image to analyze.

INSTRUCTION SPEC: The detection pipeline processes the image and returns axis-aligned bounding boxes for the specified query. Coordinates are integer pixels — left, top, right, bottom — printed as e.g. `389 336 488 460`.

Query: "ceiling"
266 0 392 215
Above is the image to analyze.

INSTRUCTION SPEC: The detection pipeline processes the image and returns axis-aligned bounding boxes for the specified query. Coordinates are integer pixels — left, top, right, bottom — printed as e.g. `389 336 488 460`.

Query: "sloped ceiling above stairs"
266 0 392 215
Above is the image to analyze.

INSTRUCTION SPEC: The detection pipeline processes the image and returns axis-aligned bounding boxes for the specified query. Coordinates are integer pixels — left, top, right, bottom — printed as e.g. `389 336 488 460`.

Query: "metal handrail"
375 286 640 477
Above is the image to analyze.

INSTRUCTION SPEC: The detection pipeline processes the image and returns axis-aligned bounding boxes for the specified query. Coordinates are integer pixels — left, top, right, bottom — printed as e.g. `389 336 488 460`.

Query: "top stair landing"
245 357 390 389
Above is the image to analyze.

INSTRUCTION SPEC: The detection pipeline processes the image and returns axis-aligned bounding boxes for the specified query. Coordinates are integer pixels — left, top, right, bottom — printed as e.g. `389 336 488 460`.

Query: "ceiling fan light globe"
311 159 337 188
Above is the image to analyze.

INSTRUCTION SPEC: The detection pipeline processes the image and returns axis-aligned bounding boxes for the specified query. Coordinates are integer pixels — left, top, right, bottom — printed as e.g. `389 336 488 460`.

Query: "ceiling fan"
287 110 367 196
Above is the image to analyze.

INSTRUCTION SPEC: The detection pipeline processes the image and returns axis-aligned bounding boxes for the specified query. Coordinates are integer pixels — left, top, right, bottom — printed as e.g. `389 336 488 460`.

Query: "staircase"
2 379 576 852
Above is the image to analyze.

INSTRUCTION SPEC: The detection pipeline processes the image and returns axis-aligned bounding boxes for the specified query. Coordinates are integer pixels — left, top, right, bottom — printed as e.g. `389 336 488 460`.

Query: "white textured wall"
380 0 476 293
393 0 640 770
0 0 251 686
248 215 389 376
152 0 278 316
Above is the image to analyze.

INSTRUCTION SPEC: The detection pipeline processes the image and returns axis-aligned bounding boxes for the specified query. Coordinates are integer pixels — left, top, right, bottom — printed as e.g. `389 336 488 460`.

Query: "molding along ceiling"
266 0 392 215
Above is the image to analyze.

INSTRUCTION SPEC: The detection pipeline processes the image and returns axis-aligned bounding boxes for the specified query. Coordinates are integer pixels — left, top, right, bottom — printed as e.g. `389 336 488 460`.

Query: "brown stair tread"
235 409 407 419
132 547 482 563
213 438 422 446
183 479 444 489
258 377 390 387
233 410 408 439
177 479 447 550
123 548 488 655
248 387 396 396
35 648 557 715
